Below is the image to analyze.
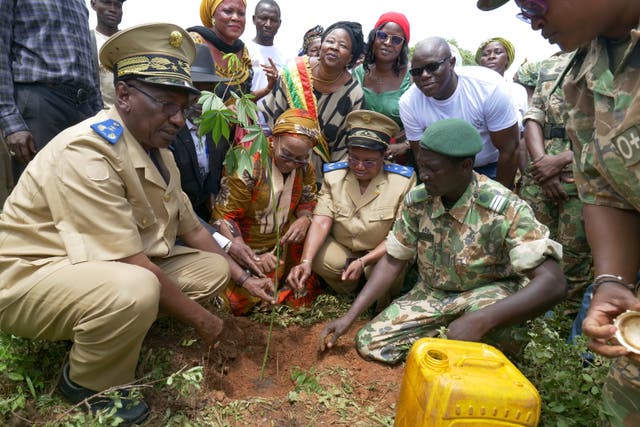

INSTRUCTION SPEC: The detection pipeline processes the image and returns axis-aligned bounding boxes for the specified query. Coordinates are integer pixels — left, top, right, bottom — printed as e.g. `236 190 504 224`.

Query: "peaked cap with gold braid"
345 110 400 152
100 23 199 95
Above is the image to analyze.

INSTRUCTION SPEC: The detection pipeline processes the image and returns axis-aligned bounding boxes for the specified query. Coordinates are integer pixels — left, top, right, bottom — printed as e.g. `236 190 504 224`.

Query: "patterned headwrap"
475 37 516 69
272 108 321 147
299 25 324 56
200 0 247 27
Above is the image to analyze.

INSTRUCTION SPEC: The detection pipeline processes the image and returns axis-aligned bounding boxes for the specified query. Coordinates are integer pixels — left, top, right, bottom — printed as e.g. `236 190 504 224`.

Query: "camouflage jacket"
524 52 574 161
386 173 562 292
563 19 640 210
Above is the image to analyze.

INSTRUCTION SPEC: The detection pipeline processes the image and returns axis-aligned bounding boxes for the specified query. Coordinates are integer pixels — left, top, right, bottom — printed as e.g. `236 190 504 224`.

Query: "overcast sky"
86 0 559 76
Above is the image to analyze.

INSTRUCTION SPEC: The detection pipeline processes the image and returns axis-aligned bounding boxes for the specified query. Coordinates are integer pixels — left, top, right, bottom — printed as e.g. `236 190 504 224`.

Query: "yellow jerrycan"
394 338 540 427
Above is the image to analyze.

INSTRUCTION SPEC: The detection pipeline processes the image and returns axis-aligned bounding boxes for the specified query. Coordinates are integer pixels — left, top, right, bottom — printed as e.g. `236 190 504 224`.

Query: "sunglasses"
375 30 405 47
409 56 451 77
515 0 548 24
126 83 188 118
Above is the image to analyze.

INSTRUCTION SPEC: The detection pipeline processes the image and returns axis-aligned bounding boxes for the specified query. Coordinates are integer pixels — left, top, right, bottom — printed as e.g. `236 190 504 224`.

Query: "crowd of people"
0 0 638 425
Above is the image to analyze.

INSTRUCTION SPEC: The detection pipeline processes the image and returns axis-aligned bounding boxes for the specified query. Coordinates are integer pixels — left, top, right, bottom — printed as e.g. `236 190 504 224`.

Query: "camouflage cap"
100 23 199 95
346 110 400 151
515 60 541 87
476 0 510 11
419 119 483 157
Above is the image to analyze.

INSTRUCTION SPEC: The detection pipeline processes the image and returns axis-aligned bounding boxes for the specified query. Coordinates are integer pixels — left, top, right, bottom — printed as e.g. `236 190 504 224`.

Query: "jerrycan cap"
614 310 640 354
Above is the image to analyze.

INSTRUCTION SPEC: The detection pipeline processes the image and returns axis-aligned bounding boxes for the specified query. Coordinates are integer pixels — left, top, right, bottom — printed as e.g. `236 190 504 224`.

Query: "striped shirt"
0 0 102 136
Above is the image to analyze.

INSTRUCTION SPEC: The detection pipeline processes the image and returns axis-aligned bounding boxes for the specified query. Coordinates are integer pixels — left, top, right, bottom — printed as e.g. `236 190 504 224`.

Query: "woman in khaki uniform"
288 110 416 307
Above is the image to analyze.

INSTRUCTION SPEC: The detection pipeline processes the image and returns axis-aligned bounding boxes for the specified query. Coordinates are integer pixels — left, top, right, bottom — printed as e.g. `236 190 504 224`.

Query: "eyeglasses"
409 56 451 77
126 83 187 117
276 143 309 165
375 30 405 47
515 0 548 23
348 156 380 169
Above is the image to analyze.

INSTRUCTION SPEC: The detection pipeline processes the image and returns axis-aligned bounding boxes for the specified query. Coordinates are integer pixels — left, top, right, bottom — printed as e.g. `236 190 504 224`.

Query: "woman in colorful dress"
212 109 322 315
259 21 366 185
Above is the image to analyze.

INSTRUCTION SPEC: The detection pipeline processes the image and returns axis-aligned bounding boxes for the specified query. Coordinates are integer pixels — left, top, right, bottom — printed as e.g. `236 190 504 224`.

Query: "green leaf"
7 372 23 381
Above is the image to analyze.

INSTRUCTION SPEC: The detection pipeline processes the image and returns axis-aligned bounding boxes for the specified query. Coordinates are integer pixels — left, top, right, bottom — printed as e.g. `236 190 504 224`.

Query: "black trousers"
11 83 98 183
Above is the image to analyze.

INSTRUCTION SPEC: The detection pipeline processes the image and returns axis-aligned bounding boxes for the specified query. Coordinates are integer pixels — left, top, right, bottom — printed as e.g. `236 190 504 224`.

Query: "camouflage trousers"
355 281 527 364
519 177 592 305
603 356 640 426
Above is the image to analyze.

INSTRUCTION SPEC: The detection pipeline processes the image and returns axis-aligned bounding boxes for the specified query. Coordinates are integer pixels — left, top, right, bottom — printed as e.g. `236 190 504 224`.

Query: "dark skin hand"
6 130 36 164
319 254 406 351
118 251 224 345
582 204 640 362
446 259 566 341
185 224 275 305
582 282 640 362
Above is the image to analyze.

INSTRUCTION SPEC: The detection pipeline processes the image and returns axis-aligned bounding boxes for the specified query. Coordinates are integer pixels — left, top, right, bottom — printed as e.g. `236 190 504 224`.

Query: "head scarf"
199 0 246 27
272 109 321 146
475 37 516 69
299 25 324 56
322 21 365 69
374 12 410 43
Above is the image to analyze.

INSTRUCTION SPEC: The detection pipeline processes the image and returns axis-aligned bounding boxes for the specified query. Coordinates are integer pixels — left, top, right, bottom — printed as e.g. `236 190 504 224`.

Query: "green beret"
419 119 483 157
476 0 510 11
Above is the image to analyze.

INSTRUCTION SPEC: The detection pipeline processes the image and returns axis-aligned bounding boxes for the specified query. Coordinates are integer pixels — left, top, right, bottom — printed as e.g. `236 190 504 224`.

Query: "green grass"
0 299 611 426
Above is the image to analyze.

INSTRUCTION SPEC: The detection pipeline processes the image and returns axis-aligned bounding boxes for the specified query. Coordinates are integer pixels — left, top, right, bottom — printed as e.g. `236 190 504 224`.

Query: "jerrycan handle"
455 357 504 370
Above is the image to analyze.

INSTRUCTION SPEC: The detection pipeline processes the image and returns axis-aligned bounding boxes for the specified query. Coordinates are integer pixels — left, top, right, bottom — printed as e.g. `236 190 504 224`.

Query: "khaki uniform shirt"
563 19 640 210
0 108 200 311
314 162 416 252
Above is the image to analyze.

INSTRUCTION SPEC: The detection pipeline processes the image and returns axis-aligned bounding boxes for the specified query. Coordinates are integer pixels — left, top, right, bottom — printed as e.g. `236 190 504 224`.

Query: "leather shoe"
58 362 150 425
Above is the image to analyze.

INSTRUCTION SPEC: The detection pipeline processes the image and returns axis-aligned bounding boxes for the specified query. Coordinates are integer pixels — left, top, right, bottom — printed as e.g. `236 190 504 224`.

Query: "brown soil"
141 315 404 425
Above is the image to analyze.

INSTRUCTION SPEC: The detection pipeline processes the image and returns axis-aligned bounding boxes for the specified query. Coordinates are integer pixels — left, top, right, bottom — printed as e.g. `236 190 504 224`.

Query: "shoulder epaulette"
404 183 428 206
90 119 123 145
476 190 509 214
323 161 348 173
384 163 414 178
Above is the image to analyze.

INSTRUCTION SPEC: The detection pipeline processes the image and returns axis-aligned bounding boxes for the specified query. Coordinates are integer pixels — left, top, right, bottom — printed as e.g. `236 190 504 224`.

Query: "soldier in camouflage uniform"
477 0 640 425
518 52 592 306
319 118 566 364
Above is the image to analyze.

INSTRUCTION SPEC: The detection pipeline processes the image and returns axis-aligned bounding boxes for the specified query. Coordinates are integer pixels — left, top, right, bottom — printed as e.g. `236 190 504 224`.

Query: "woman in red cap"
352 12 413 165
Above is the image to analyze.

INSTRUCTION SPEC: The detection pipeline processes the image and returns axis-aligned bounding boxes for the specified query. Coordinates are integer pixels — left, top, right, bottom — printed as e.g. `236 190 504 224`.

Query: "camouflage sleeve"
385 200 418 261
505 201 563 272
522 70 547 126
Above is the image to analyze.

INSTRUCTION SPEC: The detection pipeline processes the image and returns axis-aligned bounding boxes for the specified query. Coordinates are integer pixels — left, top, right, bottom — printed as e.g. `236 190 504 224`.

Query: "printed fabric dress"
212 144 321 315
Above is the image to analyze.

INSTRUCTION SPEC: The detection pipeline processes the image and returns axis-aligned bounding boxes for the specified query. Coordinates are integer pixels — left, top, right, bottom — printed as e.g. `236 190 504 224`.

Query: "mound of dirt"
142 315 405 423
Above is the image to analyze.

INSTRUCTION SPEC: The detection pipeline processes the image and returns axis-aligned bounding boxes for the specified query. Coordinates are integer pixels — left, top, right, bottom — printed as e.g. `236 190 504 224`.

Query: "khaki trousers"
0 250 229 391
312 235 404 309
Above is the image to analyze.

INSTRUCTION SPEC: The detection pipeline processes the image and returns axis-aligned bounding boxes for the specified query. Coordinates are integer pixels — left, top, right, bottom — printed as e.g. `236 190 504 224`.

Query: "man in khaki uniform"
288 110 416 308
0 23 273 424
